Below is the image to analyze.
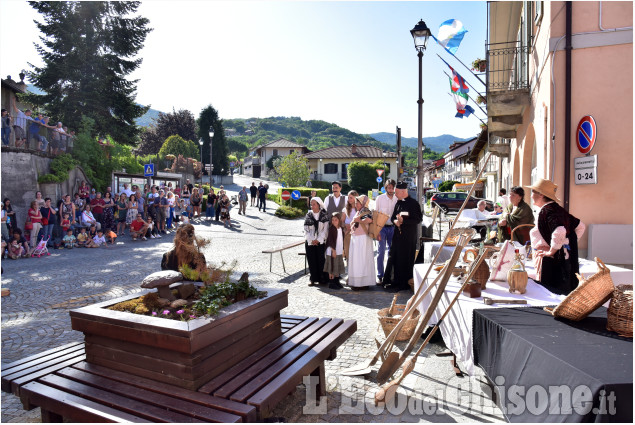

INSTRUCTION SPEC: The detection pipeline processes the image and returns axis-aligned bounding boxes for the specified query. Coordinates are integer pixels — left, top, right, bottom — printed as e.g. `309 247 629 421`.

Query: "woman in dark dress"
527 179 585 295
102 192 116 232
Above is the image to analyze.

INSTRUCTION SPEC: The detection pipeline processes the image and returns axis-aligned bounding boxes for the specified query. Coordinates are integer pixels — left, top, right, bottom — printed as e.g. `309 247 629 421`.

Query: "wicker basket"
378 304 420 341
445 228 476 246
544 257 615 321
607 284 633 338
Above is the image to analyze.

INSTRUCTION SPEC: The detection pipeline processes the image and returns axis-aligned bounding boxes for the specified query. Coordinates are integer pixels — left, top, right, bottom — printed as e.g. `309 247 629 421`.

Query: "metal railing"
1 118 75 157
486 41 530 92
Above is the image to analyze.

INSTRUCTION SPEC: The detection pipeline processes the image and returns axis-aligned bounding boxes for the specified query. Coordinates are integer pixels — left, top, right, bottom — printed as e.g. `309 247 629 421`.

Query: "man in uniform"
374 179 398 284
382 181 423 292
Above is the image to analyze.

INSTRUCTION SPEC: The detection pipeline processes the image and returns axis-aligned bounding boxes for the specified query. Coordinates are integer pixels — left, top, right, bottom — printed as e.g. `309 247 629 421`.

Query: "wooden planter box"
70 285 288 390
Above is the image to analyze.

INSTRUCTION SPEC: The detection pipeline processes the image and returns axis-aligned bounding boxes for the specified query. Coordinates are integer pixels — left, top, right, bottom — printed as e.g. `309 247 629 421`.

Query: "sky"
0 0 488 140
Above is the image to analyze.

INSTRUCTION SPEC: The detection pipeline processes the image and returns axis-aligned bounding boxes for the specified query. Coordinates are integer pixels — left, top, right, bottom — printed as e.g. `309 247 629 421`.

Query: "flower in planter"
190 315 196 319
176 309 185 315
152 311 157 316
162 310 170 315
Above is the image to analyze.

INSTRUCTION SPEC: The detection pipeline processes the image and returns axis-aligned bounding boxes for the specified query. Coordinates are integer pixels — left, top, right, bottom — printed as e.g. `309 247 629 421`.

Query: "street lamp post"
198 139 204 187
410 19 431 239
209 129 215 185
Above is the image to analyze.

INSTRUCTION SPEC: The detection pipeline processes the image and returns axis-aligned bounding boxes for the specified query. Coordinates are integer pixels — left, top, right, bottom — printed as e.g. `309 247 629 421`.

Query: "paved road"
1 175 504 423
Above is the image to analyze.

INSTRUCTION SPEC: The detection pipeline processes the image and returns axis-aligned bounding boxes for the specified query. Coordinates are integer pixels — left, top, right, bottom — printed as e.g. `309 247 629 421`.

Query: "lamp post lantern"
198 139 204 187
411 19 431 239
208 129 215 184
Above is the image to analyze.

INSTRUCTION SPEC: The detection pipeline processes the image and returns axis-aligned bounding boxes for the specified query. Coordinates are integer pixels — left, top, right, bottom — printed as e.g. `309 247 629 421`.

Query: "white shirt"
497 194 511 209
374 193 398 220
121 188 134 197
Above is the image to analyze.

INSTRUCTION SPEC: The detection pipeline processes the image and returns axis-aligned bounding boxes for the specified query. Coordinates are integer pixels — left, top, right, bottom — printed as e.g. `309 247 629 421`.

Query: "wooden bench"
2 314 356 422
262 240 305 273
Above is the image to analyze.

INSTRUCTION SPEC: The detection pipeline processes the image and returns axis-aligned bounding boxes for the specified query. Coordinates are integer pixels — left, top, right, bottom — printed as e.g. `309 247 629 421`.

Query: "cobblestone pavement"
1 175 504 423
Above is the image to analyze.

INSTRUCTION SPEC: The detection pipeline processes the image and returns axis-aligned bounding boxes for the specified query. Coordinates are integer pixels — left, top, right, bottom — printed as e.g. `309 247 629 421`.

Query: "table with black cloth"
473 306 633 423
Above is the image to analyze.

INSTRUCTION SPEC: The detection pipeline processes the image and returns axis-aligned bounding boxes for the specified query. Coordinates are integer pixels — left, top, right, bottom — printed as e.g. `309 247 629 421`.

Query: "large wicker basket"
607 284 633 338
378 304 420 341
544 257 615 321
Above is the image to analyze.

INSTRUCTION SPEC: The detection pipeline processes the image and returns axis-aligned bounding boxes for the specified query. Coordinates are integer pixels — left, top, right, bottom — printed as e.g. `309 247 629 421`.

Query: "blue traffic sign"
291 190 301 200
376 177 383 183
381 187 386 193
576 115 597 154
144 164 155 177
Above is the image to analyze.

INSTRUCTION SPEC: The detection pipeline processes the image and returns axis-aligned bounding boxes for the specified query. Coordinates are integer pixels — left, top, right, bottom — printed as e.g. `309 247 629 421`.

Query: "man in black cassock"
382 181 423 292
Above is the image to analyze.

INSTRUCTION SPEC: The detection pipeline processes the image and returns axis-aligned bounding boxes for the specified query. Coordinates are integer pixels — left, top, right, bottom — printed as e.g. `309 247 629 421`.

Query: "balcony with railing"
243 156 261 168
486 40 531 138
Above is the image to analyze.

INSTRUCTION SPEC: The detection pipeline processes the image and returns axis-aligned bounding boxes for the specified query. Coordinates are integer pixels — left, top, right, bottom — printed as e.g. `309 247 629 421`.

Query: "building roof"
1 77 26 94
467 129 488 163
304 145 397 160
259 138 306 149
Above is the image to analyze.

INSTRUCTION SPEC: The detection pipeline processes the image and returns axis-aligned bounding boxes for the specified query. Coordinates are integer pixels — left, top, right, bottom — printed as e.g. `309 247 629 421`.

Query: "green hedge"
274 205 305 219
309 180 351 193
275 187 329 207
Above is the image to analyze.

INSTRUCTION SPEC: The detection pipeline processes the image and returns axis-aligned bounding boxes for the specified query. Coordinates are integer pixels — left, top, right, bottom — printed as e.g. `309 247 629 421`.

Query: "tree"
137 109 198 155
158 135 199 159
25 1 151 145
266 154 281 171
439 180 460 192
197 105 229 175
347 160 387 193
275 152 309 187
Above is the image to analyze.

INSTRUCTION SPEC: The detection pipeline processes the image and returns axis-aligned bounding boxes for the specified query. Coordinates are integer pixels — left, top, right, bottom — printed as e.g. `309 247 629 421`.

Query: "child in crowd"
180 200 190 224
145 216 160 239
105 229 117 245
91 230 108 248
61 213 71 234
324 212 345 289
76 227 88 248
8 229 29 259
63 229 76 249
88 224 97 239
174 199 183 227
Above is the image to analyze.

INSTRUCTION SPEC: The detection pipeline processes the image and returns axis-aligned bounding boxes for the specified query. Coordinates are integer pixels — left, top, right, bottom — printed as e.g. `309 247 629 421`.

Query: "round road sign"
291 190 301 200
281 191 291 201
376 177 383 183
576 115 597 154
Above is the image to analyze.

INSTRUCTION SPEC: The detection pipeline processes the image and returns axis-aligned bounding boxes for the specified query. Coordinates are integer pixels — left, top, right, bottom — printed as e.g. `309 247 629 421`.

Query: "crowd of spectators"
1 180 208 259
1 97 75 155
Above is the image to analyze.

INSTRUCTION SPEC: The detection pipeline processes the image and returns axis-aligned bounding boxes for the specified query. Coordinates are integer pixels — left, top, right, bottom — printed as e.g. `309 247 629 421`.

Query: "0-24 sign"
574 155 597 185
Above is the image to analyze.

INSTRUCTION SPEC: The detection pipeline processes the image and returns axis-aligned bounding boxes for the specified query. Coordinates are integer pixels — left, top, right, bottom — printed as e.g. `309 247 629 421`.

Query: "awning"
453 180 485 191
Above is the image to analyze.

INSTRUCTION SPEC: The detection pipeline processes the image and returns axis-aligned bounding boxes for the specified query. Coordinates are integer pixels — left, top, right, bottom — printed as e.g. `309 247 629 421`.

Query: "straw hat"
525 178 561 202
355 194 369 208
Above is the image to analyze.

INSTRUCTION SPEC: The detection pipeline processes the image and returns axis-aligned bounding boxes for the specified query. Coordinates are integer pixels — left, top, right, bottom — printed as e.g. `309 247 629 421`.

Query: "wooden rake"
374 248 493 405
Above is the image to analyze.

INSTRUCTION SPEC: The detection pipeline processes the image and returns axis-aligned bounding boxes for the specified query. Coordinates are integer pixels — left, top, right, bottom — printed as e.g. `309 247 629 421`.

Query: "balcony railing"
243 156 260 167
486 41 530 93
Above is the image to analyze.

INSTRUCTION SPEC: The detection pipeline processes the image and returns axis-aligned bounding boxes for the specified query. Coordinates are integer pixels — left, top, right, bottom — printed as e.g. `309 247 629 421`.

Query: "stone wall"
1 151 89 230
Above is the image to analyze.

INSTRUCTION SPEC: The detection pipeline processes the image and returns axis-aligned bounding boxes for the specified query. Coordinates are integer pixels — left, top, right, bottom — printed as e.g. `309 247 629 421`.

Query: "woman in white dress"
347 195 375 290
342 190 358 260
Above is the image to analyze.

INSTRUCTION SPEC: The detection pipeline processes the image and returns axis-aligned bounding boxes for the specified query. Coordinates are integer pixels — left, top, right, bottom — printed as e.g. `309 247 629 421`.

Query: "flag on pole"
432 19 467 55
449 80 475 118
440 57 469 95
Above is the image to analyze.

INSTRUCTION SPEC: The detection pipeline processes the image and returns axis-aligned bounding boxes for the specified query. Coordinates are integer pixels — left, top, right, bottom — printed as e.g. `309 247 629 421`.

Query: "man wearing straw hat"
526 178 585 295
381 181 423 293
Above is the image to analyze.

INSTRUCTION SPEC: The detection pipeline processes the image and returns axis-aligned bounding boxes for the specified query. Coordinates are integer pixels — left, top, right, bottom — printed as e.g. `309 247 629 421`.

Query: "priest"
381 181 423 292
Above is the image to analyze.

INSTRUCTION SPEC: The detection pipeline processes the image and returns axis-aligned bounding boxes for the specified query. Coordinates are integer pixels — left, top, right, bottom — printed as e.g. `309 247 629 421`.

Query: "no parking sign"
576 115 596 154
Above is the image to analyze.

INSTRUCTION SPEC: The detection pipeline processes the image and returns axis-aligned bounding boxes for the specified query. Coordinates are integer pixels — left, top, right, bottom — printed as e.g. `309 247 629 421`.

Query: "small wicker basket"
544 257 615 321
607 284 633 338
378 304 420 341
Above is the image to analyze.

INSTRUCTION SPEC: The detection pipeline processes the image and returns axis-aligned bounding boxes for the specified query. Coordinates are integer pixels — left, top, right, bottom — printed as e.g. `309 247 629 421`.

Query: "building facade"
243 138 308 178
487 1 633 260
304 144 398 183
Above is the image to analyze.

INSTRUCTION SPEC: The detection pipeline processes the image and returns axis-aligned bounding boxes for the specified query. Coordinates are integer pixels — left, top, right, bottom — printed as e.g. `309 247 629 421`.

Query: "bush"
439 180 460 192
274 205 305 219
274 187 329 206
347 160 387 193
38 153 77 183
159 135 199 158
310 180 352 193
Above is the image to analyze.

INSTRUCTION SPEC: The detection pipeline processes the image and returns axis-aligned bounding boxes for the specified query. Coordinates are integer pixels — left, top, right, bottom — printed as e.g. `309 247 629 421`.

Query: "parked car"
430 192 494 213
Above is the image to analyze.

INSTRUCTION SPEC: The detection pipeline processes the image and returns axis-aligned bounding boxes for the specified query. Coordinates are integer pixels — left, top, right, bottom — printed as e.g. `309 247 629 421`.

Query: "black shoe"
376 277 384 286
329 282 343 290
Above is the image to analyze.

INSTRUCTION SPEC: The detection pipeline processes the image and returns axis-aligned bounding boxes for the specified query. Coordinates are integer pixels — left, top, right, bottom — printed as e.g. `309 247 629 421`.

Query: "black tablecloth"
473 307 633 423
